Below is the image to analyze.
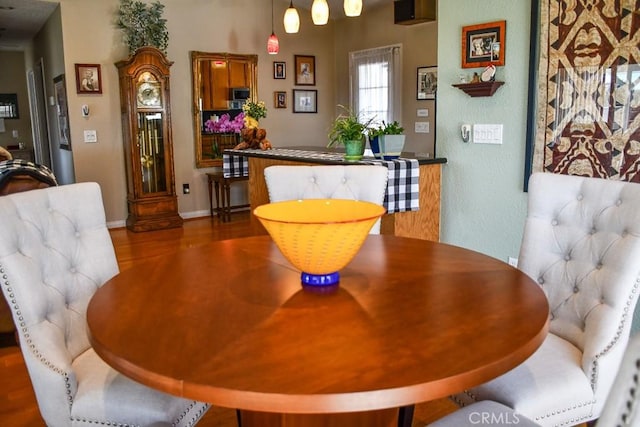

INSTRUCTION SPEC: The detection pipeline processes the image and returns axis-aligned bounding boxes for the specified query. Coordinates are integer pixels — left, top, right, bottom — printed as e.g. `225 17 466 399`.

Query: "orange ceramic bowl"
253 199 385 280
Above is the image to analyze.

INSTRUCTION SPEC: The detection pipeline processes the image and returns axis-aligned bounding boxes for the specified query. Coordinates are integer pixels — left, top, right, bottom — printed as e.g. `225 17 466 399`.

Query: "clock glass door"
137 111 166 194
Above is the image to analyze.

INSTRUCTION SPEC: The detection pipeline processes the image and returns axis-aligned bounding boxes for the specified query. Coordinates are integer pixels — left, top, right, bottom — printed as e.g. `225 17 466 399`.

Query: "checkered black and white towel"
0 159 58 191
223 149 419 213
381 157 419 213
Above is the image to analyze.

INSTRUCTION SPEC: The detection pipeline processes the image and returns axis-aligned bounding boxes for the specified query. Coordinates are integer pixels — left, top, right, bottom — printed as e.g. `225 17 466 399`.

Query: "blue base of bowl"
301 271 340 286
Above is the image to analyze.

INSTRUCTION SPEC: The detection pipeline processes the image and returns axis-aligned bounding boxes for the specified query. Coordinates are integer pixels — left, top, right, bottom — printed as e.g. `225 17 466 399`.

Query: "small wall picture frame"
273 61 286 79
461 20 506 68
292 89 317 113
417 66 437 100
74 63 102 94
294 55 315 86
54 74 72 150
274 91 287 109
0 93 19 119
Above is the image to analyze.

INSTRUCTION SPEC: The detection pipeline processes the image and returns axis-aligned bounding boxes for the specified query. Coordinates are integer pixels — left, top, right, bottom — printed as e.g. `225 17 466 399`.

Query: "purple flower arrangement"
204 112 245 134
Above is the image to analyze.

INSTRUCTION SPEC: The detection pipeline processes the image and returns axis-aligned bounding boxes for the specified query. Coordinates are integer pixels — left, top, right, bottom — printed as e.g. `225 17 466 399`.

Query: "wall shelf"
452 81 505 97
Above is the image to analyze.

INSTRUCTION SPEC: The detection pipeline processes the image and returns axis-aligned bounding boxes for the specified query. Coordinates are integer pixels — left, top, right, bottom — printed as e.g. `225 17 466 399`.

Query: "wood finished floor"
0 212 459 426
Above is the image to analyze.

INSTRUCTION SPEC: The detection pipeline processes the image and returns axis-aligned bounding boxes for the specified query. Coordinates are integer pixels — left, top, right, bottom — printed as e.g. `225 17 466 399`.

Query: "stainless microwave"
230 87 250 101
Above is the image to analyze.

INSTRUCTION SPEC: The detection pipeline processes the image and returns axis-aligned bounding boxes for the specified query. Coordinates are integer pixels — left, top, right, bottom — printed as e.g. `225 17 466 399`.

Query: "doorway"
26 58 52 168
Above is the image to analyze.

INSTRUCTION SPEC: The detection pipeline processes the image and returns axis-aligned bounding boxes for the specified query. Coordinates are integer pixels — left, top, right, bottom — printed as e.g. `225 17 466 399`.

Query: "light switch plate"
84 130 97 143
473 124 503 144
417 109 429 117
415 121 430 133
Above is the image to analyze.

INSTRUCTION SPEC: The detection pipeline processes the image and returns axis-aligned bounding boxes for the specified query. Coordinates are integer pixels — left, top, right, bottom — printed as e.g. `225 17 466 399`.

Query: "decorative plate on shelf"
480 65 496 82
137 82 161 108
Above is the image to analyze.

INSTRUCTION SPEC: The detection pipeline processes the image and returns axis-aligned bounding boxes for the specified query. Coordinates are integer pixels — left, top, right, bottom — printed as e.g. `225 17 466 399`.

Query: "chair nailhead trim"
0 261 75 412
589 279 640 391
70 417 138 426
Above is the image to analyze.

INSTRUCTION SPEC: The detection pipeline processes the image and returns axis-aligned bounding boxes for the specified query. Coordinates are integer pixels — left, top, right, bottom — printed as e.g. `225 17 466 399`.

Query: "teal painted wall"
437 0 531 262
436 0 640 334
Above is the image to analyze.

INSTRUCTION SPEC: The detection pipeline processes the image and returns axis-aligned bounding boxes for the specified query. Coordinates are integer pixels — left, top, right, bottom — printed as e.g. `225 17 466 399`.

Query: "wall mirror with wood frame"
191 51 258 168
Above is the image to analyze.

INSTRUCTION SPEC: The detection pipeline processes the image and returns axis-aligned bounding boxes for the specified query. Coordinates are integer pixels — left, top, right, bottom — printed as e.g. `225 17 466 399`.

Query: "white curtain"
349 45 401 126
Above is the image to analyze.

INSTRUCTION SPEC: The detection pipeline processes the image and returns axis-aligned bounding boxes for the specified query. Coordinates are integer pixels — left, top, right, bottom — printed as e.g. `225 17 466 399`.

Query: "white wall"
333 4 438 156
55 0 338 224
0 52 32 150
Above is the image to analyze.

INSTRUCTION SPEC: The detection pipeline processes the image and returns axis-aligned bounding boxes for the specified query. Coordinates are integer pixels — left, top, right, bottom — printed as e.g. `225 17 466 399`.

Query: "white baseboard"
106 210 212 229
106 220 126 229
181 209 211 219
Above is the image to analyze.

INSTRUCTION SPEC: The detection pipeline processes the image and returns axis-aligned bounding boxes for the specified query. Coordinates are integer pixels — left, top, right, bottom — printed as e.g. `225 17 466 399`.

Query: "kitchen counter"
225 147 446 241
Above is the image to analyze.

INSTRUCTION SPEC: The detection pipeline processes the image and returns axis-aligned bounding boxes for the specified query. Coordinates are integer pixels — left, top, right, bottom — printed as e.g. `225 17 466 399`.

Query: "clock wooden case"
116 46 183 232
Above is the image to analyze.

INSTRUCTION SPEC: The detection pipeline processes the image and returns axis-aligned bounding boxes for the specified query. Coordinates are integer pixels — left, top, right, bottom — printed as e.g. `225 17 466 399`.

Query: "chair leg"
398 404 415 427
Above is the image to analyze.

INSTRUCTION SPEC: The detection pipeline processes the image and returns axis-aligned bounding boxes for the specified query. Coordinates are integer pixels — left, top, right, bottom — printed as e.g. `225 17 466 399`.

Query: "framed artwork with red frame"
461 20 506 68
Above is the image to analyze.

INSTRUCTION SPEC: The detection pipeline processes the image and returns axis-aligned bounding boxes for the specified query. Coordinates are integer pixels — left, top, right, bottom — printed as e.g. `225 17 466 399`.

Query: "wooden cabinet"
191 52 258 168
116 47 182 232
8 149 34 162
245 156 443 242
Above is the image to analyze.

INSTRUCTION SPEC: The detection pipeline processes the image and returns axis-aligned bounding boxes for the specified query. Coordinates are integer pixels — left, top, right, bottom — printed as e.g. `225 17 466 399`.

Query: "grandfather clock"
116 46 182 232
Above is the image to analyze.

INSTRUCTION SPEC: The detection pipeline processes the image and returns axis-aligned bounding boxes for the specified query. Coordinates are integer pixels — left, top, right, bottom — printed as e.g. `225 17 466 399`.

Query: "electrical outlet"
183 183 190 194
508 257 518 267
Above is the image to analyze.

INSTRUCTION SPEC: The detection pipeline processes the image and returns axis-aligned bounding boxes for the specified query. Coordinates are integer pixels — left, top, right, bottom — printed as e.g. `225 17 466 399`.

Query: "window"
349 45 401 126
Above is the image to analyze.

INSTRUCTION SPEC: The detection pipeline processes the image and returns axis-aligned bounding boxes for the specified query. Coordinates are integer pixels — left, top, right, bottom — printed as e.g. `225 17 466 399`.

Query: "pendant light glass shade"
343 0 362 17
284 1 300 33
311 0 329 25
267 32 279 54
267 0 279 54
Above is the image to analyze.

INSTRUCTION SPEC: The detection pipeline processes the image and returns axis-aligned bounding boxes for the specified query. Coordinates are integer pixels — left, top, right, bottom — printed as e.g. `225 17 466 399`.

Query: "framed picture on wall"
273 61 286 79
54 74 72 150
0 93 19 119
417 66 437 100
74 63 102 94
292 89 317 113
294 55 315 86
274 91 287 109
461 20 506 68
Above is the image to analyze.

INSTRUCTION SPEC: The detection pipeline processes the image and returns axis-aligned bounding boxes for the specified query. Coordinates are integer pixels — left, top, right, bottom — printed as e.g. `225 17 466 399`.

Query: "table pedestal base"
239 407 399 427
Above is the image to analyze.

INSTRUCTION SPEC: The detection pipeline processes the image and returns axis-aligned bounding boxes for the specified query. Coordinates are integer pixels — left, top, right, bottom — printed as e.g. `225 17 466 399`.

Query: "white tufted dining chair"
446 172 640 426
595 331 640 427
0 183 210 426
429 333 640 427
263 165 389 233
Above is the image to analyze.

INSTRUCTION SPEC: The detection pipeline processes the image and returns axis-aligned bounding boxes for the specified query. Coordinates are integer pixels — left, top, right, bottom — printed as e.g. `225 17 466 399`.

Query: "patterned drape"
533 0 640 181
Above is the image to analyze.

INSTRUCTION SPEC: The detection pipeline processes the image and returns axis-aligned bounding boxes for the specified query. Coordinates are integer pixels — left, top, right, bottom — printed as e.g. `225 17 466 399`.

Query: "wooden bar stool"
207 171 249 222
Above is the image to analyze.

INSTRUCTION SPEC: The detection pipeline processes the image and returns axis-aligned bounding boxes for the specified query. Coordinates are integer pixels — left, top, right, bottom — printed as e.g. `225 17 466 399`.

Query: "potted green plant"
367 120 405 160
116 0 169 55
327 105 373 161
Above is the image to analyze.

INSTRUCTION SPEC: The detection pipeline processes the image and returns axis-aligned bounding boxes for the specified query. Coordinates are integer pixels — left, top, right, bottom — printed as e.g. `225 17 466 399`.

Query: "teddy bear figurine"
233 127 272 151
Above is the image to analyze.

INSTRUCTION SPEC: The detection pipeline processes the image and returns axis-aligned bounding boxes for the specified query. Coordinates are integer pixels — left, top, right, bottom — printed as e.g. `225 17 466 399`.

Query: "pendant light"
267 0 279 54
311 0 329 25
283 0 300 34
343 0 362 17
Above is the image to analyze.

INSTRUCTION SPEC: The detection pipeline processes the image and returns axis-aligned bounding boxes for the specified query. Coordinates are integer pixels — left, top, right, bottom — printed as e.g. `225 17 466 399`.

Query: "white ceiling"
0 0 58 50
0 0 390 51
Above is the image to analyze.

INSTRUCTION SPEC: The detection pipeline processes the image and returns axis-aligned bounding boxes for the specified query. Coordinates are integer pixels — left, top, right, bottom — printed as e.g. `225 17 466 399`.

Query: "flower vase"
378 135 405 160
369 136 382 159
344 139 365 161
212 133 240 158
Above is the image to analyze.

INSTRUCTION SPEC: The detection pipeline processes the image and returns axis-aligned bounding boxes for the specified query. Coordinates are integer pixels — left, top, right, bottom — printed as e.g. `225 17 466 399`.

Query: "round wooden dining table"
87 235 549 427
